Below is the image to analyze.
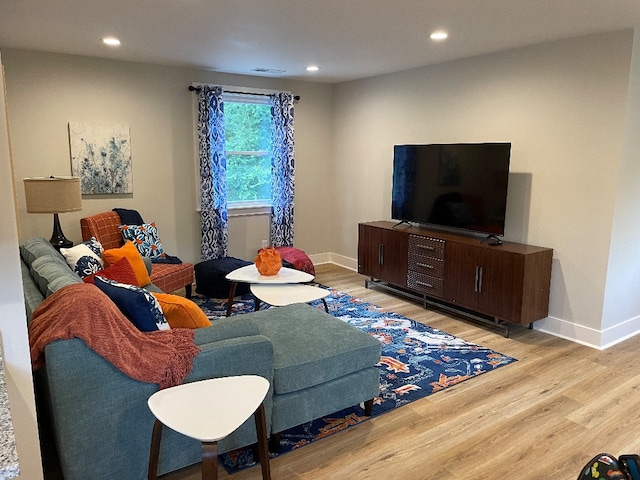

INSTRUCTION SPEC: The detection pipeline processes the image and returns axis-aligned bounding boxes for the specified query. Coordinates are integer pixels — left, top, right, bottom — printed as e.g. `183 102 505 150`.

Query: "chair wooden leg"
185 283 193 299
254 403 271 480
202 442 218 480
148 419 163 480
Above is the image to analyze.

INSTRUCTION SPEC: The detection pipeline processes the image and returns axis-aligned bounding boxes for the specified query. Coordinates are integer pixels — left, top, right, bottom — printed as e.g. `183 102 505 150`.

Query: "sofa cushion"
119 222 165 258
30 255 82 298
152 293 211 329
20 237 66 268
60 239 104 278
94 277 169 332
102 241 151 287
250 303 382 395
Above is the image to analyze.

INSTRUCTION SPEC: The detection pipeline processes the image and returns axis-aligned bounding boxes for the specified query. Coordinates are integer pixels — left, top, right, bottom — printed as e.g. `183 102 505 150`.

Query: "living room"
2 3 640 479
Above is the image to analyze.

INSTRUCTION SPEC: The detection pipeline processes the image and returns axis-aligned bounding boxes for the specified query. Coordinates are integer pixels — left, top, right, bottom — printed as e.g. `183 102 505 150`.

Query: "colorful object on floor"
577 453 630 480
254 247 282 276
191 287 517 474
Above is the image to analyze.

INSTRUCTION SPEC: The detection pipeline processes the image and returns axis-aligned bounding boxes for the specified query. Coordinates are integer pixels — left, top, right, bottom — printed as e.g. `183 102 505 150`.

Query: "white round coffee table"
250 284 330 312
147 375 271 480
224 264 315 316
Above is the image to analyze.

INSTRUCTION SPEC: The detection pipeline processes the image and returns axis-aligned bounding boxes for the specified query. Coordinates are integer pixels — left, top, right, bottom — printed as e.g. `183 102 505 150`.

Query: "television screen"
392 143 511 236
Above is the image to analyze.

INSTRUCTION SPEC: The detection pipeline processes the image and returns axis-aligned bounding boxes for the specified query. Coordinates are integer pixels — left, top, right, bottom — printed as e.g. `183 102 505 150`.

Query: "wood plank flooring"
44 263 640 479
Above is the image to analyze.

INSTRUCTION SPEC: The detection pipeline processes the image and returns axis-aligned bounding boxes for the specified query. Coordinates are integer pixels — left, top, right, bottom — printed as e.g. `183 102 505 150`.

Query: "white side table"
147 375 271 480
250 284 330 313
225 264 314 316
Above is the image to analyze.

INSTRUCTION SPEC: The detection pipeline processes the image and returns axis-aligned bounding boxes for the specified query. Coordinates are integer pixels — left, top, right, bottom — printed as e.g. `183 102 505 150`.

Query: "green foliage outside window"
225 101 272 202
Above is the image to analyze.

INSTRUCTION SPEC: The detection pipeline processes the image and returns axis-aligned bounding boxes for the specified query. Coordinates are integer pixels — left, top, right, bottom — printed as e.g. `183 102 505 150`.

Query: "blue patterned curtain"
270 92 295 247
197 86 228 260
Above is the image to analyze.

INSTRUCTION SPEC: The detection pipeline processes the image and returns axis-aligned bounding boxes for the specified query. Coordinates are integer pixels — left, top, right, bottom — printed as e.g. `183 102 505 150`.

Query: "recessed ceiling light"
102 37 121 47
306 65 320 72
430 31 448 41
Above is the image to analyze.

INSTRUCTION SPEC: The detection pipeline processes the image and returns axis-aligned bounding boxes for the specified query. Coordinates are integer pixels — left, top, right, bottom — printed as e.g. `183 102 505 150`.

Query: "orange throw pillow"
152 293 211 329
102 241 151 287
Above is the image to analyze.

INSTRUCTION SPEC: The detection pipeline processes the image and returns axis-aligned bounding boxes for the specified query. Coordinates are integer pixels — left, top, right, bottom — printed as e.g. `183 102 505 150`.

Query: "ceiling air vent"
252 67 286 74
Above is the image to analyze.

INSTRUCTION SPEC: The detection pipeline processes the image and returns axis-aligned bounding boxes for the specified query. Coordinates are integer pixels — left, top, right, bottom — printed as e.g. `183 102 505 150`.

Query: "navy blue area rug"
191 287 516 473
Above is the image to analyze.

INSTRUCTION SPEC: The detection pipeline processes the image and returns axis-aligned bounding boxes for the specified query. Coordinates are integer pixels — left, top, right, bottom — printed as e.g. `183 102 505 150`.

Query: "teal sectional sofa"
20 237 381 480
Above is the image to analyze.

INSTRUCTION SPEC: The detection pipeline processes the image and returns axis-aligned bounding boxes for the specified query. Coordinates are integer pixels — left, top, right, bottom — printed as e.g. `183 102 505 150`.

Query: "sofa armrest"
41 334 273 480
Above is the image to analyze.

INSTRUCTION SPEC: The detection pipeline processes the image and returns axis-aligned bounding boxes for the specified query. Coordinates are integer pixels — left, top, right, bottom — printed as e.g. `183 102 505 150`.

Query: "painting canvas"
69 122 132 194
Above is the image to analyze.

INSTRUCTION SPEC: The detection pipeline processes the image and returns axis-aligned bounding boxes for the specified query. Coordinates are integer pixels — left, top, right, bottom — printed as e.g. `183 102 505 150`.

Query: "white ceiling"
1 0 639 84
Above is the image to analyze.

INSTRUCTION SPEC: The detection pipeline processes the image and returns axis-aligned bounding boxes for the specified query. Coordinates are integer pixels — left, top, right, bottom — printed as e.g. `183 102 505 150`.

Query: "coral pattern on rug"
192 287 517 473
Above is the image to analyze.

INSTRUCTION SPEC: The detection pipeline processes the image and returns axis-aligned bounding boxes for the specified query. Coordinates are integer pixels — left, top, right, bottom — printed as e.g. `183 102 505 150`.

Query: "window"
223 93 272 206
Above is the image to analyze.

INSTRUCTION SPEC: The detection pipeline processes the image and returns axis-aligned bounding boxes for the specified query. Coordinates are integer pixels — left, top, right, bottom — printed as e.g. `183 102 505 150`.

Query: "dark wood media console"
358 221 553 336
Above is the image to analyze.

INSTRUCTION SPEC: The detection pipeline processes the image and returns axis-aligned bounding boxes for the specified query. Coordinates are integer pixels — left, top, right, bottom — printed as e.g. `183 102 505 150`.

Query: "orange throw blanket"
30 283 200 389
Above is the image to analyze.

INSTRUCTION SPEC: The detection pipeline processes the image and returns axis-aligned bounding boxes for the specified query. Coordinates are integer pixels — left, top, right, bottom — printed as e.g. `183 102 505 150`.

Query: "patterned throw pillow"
60 237 104 278
119 223 165 258
94 276 170 332
83 257 138 286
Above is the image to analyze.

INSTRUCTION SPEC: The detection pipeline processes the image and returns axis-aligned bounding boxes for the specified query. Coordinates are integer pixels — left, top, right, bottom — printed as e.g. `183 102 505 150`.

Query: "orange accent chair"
80 211 193 297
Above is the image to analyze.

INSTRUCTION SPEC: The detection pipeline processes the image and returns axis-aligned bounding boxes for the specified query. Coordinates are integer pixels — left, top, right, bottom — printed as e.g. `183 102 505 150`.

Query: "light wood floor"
157 263 640 480
41 263 640 479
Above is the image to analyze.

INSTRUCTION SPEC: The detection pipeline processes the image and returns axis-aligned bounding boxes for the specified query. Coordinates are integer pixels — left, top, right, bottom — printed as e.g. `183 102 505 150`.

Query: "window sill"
228 203 271 218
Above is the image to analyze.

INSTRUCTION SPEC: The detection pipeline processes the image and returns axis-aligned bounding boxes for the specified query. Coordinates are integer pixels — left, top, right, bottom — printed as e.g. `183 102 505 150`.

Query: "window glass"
224 98 272 204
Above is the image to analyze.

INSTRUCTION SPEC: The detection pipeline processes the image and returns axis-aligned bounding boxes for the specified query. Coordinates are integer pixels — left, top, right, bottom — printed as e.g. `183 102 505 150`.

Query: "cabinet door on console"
358 224 408 287
443 243 519 323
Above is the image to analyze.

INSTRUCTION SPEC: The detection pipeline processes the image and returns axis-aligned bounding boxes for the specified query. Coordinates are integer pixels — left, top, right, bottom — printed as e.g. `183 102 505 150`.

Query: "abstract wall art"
69 122 132 194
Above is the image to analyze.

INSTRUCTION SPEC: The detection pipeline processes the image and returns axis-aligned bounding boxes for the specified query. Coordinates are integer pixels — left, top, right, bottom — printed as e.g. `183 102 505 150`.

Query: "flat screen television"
392 143 511 236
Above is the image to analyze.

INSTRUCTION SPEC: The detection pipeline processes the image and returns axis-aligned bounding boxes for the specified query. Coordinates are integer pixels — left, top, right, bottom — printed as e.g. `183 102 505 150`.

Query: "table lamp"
24 176 82 249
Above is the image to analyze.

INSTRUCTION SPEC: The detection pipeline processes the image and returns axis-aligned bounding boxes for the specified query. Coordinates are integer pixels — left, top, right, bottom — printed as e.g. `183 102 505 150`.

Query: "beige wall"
2 49 334 263
602 29 640 344
0 53 43 479
3 29 640 357
331 30 638 346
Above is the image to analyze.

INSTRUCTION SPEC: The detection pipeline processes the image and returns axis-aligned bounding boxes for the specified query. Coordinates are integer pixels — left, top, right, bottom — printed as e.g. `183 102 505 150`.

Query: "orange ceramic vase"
255 247 282 276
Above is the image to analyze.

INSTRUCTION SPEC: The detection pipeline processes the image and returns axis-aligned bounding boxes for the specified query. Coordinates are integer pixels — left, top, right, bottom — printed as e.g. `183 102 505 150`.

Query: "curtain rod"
188 85 300 102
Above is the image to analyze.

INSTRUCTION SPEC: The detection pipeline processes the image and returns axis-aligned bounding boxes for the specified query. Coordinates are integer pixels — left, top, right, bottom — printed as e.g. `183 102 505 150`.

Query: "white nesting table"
250 284 330 312
225 264 314 316
147 375 271 480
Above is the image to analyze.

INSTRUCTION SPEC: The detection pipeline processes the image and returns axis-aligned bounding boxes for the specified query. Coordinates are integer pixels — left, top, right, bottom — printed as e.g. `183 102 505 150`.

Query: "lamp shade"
24 177 82 214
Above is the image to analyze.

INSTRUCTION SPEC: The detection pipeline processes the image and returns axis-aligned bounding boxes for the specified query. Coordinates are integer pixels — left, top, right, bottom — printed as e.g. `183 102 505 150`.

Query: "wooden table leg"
225 282 238 317
202 442 218 480
253 403 271 480
321 298 329 313
148 419 163 480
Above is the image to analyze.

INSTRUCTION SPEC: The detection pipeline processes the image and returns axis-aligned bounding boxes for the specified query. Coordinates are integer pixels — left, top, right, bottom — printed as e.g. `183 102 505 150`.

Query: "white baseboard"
534 314 640 350
310 252 640 350
309 252 357 271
